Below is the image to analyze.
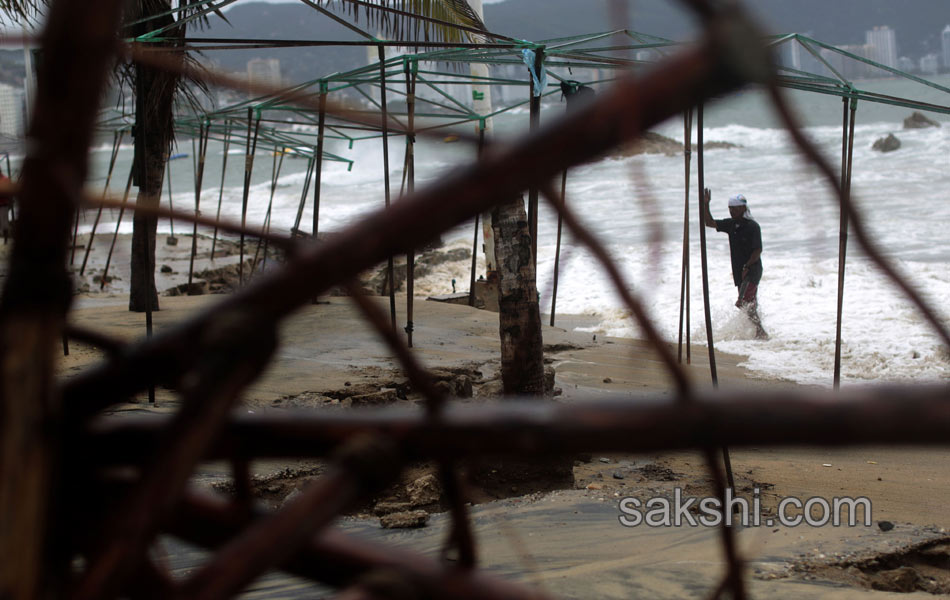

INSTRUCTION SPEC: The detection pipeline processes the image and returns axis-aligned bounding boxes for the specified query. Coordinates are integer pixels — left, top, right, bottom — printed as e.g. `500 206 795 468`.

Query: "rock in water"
380 510 429 529
903 111 940 129
407 474 441 506
871 134 901 153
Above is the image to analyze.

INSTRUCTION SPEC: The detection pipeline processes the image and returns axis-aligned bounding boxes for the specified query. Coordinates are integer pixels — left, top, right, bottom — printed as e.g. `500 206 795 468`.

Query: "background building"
247 58 282 89
919 53 939 75
865 25 898 69
942 25 950 69
0 82 24 137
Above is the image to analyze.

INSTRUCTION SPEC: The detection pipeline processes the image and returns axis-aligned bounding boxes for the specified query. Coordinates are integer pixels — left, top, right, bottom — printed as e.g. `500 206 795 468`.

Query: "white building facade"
919 53 940 75
247 58 282 89
0 83 24 137
865 26 898 70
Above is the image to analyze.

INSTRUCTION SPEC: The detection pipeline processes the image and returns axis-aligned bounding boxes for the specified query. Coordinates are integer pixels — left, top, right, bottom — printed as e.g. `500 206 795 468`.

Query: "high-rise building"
0 83 24 137
247 58 282 89
919 54 940 75
942 25 950 69
865 26 898 70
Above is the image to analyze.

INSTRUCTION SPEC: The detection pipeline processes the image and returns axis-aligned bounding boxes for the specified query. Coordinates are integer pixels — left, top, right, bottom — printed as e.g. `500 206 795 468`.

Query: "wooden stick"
210 119 232 260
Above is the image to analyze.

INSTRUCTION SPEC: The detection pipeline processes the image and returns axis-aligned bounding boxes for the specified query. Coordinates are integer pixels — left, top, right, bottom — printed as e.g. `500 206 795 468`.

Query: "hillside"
201 1 950 84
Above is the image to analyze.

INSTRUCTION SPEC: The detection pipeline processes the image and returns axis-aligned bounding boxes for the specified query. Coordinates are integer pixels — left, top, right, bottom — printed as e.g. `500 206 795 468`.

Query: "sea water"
80 74 950 386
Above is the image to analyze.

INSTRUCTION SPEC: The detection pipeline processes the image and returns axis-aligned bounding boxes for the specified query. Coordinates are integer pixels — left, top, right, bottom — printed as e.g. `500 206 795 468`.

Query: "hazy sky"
255 0 507 3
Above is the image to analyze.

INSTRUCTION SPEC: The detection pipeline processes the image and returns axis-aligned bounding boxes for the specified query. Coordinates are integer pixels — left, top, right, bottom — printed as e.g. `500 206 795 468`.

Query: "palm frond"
0 0 44 24
318 0 488 44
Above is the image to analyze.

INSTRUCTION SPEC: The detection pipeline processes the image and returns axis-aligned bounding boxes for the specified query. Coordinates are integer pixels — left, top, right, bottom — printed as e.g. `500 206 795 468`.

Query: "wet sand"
59 285 950 598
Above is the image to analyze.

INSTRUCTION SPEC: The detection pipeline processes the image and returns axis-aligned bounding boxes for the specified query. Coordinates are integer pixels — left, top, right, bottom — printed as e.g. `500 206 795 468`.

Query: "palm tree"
126 0 489 312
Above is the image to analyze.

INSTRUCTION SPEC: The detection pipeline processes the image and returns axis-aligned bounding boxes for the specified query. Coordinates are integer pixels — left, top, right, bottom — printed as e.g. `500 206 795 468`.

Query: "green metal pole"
240 108 262 286
378 45 397 332
188 122 209 289
101 169 134 290
404 62 417 347
80 129 124 276
210 119 232 260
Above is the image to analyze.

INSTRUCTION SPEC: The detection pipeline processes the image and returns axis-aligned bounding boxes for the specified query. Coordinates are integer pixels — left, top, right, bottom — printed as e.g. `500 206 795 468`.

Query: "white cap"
728 194 747 207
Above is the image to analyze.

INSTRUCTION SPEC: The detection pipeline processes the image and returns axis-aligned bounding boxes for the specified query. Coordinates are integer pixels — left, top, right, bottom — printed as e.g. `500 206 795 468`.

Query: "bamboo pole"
252 147 284 274
80 129 124 275
240 108 262 286
70 207 80 265
101 169 135 290
165 153 176 241
378 45 396 332
697 105 717 384
210 119 232 260
292 154 315 237
696 104 735 491
526 48 543 267
678 109 693 363
314 86 326 242
469 125 485 307
549 169 566 326
834 97 857 390
404 62 417 347
188 122 209 289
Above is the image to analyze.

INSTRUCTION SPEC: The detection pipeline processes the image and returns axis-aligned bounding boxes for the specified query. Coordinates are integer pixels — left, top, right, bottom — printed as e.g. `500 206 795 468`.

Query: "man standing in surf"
702 188 769 340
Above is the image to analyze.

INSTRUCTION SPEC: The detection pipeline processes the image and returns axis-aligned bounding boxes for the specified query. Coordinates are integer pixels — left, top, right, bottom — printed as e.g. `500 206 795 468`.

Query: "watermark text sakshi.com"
618 488 872 528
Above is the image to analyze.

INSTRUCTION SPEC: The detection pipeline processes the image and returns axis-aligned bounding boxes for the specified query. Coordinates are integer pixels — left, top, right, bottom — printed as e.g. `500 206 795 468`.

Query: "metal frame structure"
3 1 950 598
125 22 950 385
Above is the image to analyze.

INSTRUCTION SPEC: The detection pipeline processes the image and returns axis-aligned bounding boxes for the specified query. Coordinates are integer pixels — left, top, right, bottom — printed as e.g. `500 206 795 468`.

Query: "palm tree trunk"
491 195 545 395
128 1 180 312
474 197 574 492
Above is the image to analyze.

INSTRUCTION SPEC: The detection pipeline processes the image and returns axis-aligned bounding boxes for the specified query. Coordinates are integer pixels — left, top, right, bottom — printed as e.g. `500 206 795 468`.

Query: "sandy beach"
33 229 950 598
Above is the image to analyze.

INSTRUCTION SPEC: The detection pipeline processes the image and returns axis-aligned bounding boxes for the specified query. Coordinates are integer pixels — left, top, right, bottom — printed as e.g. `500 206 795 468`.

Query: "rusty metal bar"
88 196 293 252
83 384 950 464
678 109 693 364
